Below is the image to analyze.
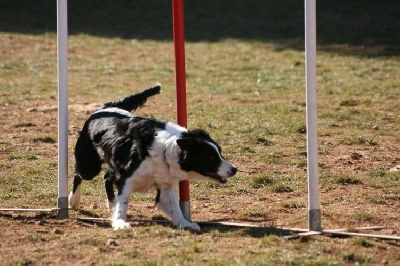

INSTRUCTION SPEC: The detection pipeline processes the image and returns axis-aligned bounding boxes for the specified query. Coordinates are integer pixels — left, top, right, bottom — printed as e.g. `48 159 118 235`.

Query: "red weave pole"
172 0 190 202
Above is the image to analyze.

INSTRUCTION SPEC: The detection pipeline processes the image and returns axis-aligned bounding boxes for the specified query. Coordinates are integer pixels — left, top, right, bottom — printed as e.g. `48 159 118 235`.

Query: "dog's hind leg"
104 169 116 212
68 174 82 209
156 185 200 231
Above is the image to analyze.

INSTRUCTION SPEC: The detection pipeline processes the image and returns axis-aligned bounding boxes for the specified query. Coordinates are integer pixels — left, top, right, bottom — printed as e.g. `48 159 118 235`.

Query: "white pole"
305 0 321 231
57 0 69 219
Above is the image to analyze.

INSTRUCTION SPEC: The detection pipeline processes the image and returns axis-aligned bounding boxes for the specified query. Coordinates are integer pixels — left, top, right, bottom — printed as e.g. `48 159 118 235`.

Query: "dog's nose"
229 166 237 177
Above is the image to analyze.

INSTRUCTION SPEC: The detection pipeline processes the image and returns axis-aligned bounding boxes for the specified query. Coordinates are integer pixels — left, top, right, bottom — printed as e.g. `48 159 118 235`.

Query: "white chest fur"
123 127 187 193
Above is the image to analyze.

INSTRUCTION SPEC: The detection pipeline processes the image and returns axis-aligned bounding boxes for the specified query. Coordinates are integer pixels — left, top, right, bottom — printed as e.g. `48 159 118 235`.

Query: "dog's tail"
100 84 162 112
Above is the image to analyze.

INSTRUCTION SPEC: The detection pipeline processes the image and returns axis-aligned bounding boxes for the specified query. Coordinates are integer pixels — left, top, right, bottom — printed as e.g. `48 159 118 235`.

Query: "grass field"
0 1 399 265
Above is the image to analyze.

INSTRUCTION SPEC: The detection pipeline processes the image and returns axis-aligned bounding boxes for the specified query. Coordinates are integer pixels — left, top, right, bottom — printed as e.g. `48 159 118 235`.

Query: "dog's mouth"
204 172 228 184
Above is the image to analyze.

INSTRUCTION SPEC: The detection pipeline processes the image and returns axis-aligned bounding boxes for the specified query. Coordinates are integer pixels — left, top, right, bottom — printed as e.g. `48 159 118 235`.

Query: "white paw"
112 219 131 230
174 220 201 231
68 192 79 209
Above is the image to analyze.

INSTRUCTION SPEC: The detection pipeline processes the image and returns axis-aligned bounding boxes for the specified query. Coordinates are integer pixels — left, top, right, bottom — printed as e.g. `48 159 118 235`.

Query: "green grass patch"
336 176 363 186
272 184 294 193
338 136 378 146
251 175 274 189
339 99 359 107
279 201 305 209
32 136 56 144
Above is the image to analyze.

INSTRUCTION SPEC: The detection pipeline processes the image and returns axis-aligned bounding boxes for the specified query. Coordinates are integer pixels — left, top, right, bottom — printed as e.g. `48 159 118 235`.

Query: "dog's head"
176 129 237 183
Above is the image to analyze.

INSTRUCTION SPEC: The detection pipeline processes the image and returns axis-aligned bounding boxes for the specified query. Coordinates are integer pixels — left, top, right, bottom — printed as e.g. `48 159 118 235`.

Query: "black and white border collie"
69 84 237 231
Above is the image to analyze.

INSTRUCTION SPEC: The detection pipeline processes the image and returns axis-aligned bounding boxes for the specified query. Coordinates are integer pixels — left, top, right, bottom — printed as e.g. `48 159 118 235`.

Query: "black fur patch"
177 129 223 178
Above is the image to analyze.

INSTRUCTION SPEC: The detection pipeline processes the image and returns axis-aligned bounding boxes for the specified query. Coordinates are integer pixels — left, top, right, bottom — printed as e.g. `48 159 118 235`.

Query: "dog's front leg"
112 186 132 230
156 186 200 231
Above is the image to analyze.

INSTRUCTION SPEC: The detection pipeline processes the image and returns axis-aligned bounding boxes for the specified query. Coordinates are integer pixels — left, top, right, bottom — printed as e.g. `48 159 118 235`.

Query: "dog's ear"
176 138 194 150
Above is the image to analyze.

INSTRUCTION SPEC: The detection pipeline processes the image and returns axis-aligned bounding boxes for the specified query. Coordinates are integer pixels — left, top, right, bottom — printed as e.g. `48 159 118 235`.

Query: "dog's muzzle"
206 164 237 184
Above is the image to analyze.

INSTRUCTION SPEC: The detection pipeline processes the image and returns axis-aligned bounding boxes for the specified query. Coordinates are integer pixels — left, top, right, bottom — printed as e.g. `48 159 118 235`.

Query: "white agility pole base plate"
73 217 400 241
0 208 59 212
1 211 398 240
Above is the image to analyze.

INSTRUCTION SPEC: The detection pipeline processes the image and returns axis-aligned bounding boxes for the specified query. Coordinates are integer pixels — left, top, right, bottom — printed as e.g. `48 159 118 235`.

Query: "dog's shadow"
197 220 292 238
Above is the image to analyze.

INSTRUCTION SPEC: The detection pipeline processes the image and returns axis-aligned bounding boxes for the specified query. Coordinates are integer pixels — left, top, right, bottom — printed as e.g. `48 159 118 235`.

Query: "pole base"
57 197 69 219
308 209 322 231
179 200 191 221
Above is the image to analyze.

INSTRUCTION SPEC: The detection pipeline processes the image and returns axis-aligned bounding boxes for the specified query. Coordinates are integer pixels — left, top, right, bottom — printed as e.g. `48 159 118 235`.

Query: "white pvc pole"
57 0 69 219
305 0 321 231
